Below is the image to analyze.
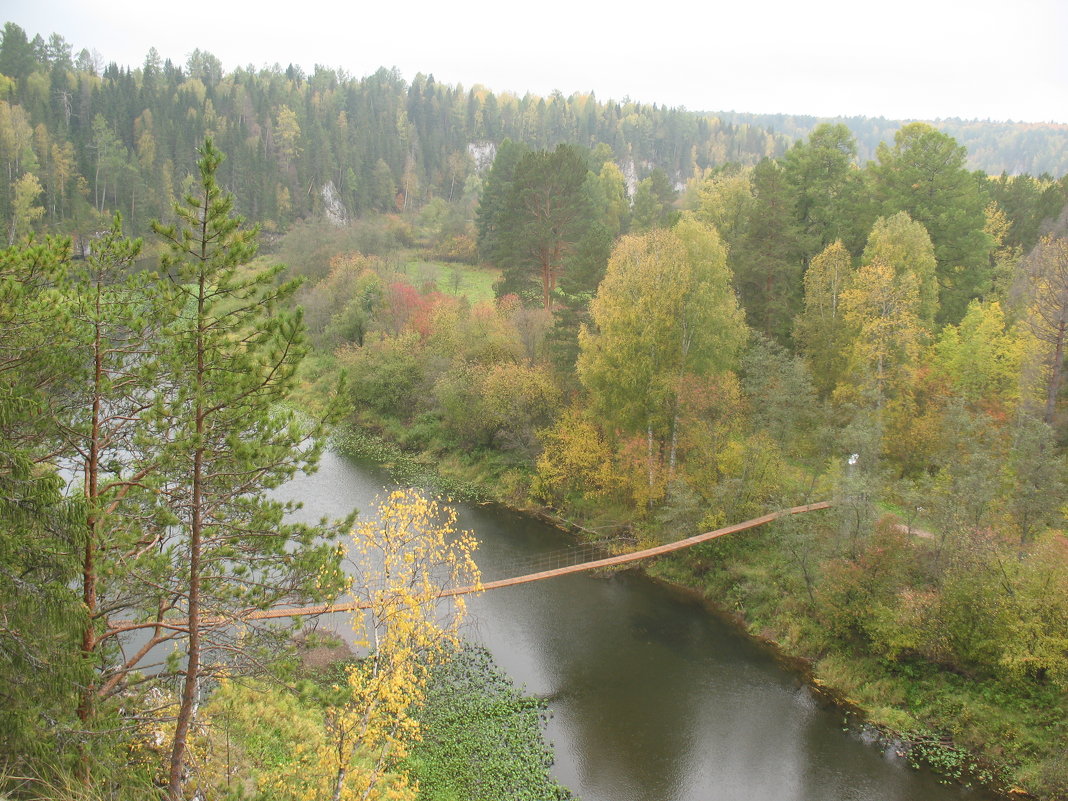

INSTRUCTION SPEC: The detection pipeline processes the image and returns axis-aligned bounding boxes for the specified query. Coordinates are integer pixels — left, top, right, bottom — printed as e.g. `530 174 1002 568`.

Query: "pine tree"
489 144 593 309
781 123 865 259
870 123 992 324
151 139 348 799
48 214 173 730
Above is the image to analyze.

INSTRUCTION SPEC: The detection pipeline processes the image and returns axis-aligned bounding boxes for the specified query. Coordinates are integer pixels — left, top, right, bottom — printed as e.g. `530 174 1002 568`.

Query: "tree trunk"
1044 320 1064 424
541 258 551 311
646 422 655 497
332 766 347 801
78 297 104 726
668 411 679 479
167 268 208 801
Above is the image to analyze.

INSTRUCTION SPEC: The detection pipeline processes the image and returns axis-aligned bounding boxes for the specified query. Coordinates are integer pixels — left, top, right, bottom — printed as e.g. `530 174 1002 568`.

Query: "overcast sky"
6 0 1068 123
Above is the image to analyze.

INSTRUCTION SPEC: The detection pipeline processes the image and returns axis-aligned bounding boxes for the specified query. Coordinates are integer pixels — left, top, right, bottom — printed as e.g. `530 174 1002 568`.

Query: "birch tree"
795 240 854 396
578 216 745 491
317 490 479 801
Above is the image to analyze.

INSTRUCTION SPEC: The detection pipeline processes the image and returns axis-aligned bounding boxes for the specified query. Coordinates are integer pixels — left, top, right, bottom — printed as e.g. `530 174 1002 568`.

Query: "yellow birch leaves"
321 489 481 801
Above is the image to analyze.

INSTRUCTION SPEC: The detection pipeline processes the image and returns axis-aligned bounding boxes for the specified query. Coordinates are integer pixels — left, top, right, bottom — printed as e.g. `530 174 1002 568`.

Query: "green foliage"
796 240 855 396
151 138 350 795
486 144 598 309
323 268 385 347
689 165 753 247
739 334 823 458
1019 234 1068 426
153 138 349 616
870 123 993 324
985 173 1068 252
862 211 939 325
579 217 746 439
196 678 328 800
404 644 572 801
1001 414 1066 547
533 407 619 505
6 30 1063 795
629 168 677 233
435 361 561 455
782 123 867 257
933 300 1026 410
837 259 924 417
330 425 487 503
476 138 527 266
0 236 87 773
339 331 428 418
729 158 804 344
717 110 1068 177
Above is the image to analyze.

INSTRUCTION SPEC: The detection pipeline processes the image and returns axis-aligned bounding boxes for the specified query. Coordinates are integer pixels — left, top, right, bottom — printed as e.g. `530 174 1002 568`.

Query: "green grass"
398 258 500 303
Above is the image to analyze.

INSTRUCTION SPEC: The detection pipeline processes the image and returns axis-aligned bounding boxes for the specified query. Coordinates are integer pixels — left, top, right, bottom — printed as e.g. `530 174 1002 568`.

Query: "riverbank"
330 421 1064 801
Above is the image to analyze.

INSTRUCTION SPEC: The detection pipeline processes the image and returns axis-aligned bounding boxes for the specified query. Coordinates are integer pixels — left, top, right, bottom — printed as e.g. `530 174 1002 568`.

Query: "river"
276 450 999 801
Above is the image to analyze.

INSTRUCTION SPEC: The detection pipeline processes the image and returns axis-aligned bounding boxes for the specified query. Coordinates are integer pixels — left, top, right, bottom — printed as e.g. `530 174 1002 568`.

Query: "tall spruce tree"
782 123 867 260
870 123 992 324
732 158 804 344
475 138 527 267
151 139 348 799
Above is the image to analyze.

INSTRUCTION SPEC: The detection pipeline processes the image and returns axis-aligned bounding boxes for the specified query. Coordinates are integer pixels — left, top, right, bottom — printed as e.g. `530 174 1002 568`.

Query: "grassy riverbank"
649 552 1064 797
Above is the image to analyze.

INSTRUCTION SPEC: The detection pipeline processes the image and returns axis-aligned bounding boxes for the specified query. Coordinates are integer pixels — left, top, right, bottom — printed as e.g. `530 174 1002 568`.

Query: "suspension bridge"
241 500 832 623
107 501 831 634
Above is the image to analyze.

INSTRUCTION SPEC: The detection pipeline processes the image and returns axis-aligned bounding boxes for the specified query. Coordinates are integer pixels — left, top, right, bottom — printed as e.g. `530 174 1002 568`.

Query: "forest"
1 18 1067 801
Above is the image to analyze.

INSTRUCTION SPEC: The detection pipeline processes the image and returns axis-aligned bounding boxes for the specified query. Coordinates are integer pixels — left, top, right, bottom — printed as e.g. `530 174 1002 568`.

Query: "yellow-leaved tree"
577 216 746 503
317 489 481 801
837 261 923 413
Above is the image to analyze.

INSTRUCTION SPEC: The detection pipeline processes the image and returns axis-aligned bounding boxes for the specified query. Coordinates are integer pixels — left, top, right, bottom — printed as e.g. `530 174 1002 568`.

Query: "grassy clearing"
397 258 500 303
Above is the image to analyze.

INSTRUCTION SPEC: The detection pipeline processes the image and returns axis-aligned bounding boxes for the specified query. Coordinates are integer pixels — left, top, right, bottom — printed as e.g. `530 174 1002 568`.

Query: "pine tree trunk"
167 441 202 800
167 269 208 801
78 298 104 727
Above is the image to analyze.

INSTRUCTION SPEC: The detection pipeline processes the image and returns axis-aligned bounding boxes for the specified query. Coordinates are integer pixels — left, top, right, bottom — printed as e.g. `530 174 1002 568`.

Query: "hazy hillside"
716 111 1068 176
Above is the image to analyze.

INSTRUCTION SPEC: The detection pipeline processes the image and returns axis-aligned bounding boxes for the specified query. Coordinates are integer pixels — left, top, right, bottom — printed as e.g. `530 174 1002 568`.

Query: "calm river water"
276 451 998 801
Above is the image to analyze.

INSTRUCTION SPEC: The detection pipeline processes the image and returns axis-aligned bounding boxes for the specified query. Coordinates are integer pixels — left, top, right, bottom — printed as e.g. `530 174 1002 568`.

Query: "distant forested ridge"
2 19 1066 244
0 21 788 239
717 111 1068 176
